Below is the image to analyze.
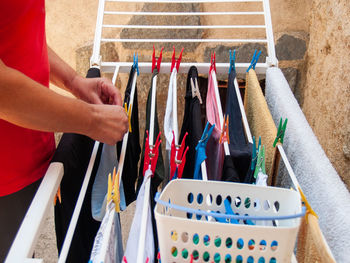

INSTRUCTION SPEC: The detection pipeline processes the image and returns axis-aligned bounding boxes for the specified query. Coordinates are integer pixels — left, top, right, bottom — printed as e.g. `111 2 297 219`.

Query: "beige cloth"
296 214 336 263
244 69 276 182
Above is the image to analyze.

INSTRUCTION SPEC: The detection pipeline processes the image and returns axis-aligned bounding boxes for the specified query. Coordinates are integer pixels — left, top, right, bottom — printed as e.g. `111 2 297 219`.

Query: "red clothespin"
190 254 194 263
170 46 184 73
209 52 217 73
219 114 230 144
143 131 162 176
123 256 128 263
152 46 164 73
145 258 149 263
170 132 189 180
157 251 161 263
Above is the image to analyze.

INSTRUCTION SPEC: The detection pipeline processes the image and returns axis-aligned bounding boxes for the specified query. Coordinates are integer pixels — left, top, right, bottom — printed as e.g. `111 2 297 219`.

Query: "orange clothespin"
54 186 61 205
124 102 132 133
219 114 230 144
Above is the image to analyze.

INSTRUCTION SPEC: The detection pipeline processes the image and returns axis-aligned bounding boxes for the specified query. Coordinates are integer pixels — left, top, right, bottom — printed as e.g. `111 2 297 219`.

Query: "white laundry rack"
6 1 306 262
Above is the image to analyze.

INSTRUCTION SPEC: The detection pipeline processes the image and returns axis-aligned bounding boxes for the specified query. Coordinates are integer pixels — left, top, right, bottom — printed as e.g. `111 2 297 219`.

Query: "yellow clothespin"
124 102 132 133
219 115 230 144
107 172 113 204
113 169 121 213
54 186 62 205
298 186 318 222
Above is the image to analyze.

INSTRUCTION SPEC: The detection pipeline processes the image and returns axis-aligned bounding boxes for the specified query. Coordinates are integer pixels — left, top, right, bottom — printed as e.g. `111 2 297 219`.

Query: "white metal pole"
90 0 106 67
172 69 178 145
262 0 278 66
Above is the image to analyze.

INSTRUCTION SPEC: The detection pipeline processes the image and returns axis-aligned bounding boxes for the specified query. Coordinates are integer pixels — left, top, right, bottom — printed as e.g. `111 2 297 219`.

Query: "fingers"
100 79 123 106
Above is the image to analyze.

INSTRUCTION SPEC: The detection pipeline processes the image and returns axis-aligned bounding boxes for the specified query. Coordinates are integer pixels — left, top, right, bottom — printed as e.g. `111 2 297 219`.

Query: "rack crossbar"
104 11 264 16
106 0 262 3
103 24 266 29
101 38 268 43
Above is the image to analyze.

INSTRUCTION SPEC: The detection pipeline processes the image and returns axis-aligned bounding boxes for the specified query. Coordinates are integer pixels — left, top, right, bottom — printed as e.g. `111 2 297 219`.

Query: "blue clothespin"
133 53 139 76
229 49 236 74
246 50 262 72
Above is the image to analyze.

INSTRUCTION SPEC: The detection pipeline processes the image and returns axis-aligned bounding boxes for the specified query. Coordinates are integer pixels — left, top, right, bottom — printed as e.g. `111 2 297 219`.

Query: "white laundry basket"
154 179 303 263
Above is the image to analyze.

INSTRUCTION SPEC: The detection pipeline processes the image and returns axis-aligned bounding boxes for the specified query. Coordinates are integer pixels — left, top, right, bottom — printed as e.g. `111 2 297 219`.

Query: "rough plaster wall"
303 0 350 188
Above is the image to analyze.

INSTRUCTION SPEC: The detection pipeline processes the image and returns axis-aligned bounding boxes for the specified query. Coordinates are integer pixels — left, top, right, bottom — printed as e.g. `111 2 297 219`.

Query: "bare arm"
0 59 128 144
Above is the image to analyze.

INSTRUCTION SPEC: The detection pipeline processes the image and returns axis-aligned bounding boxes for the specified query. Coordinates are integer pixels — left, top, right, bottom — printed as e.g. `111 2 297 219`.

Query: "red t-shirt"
0 0 55 196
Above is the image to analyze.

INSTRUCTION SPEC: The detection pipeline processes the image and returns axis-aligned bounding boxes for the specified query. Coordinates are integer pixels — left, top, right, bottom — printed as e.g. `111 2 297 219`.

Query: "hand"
88 104 129 145
70 76 123 106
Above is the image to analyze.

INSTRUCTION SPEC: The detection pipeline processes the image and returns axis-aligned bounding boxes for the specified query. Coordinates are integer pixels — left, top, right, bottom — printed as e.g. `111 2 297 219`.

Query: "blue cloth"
91 144 126 221
193 122 215 180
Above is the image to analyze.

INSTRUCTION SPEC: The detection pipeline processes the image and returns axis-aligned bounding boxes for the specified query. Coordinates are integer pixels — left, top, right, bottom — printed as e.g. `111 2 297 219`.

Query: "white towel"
266 67 350 262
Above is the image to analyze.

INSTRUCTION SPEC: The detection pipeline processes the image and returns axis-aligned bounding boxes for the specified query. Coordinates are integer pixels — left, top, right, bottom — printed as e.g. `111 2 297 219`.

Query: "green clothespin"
273 118 288 147
250 136 261 171
253 145 266 179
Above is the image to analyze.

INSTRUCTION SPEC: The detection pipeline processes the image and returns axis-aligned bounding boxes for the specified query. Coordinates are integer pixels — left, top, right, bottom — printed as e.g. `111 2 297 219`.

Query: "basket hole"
264 200 271 211
182 248 189 259
226 196 232 204
226 237 233 248
171 246 178 257
192 250 199 260
188 193 194 204
269 257 277 263
254 199 261 210
214 236 222 247
216 195 222 206
203 234 210 246
214 253 221 263
187 212 193 219
244 197 251 208
225 254 232 263
203 251 210 262
196 212 202 220
197 193 203 204
235 196 241 207
248 239 255 250
271 240 278 251
259 240 267 251
193 233 200 245
170 230 178 241
273 201 280 212
258 257 265 263
206 194 213 206
237 238 244 249
247 256 254 263
181 232 189 243
236 255 243 263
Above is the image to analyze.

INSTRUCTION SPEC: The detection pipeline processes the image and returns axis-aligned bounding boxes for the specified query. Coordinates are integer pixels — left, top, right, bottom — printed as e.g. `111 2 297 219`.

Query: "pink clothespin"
123 256 128 263
209 52 217 73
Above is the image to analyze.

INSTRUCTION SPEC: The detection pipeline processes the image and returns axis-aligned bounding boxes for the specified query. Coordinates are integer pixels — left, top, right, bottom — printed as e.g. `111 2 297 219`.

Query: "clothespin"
157 251 161 263
54 186 61 205
190 77 203 104
122 256 128 263
219 114 230 144
145 258 149 263
209 52 216 73
151 46 164 73
229 49 236 74
190 254 194 263
253 145 266 179
170 131 189 180
143 131 162 176
246 49 262 72
106 168 121 212
133 53 139 76
124 102 132 133
170 46 184 73
273 118 288 147
298 186 318 222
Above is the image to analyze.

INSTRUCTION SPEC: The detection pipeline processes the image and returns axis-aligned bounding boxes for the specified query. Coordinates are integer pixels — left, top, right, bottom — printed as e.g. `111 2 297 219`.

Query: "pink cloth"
205 69 224 181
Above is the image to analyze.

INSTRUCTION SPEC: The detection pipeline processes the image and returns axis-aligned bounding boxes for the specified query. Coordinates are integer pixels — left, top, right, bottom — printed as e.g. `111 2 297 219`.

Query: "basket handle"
154 193 306 221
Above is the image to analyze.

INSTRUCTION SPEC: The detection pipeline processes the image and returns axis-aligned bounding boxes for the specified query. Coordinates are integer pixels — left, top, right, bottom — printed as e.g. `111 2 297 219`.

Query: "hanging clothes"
117 66 141 206
124 169 155 262
164 69 178 183
244 69 276 183
54 68 103 263
137 69 164 261
179 66 203 179
205 68 225 181
223 69 252 182
89 202 123 263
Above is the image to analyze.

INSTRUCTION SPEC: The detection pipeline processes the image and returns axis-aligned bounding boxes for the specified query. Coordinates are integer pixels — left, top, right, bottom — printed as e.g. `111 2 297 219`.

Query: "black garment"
117 66 141 206
224 70 252 182
179 66 203 179
0 178 42 261
54 68 102 263
221 155 240 182
137 70 164 262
